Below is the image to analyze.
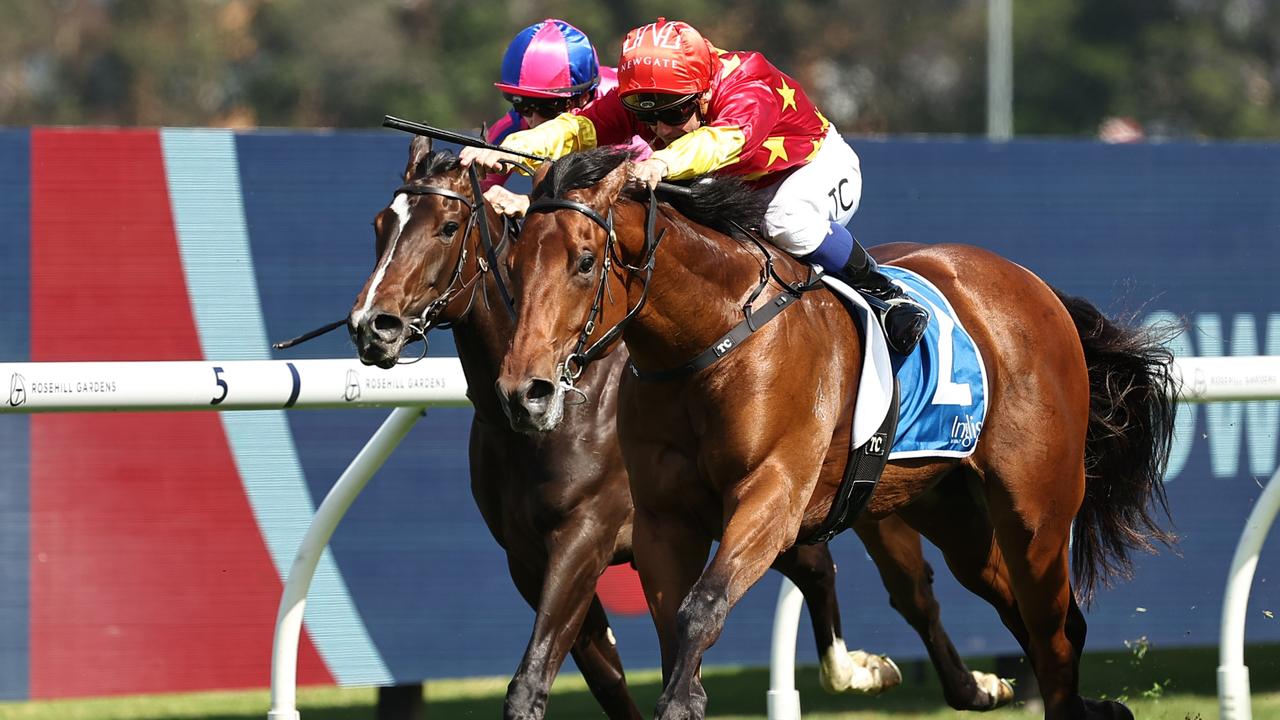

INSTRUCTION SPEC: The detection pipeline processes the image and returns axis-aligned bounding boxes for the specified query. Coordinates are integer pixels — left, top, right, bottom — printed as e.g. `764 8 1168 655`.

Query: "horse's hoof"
970 671 1015 710
820 648 902 695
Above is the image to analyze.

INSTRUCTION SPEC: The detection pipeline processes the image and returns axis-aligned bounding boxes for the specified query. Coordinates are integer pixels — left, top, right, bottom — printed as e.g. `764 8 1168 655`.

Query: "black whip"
382 115 694 198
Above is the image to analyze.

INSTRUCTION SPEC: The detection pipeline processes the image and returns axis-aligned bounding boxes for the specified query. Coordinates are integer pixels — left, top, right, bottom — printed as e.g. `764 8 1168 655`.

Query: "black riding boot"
835 244 929 355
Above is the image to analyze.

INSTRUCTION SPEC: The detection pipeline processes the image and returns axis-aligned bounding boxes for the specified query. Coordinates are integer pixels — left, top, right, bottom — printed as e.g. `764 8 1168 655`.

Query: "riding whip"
381 115 694 197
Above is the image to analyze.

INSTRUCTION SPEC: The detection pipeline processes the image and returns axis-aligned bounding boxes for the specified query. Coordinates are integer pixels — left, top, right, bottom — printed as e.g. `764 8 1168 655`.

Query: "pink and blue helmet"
494 19 601 98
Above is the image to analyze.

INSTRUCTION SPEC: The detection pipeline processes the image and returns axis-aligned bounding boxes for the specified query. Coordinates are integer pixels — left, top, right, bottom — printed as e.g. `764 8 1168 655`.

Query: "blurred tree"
0 0 1275 138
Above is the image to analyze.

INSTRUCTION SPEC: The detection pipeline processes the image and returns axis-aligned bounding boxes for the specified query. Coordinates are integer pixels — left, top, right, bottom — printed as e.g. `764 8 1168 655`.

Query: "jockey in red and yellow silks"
463 18 928 355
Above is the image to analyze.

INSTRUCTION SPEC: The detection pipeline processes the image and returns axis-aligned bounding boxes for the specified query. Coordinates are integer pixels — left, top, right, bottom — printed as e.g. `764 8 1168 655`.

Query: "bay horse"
347 137 1014 718
494 148 1177 720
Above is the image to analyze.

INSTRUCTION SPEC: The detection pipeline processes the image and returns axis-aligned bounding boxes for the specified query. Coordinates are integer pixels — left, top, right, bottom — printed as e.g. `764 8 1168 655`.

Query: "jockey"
462 18 928 355
481 19 648 215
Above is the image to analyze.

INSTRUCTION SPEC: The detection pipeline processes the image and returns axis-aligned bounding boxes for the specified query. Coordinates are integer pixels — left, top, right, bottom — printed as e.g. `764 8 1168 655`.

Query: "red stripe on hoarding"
597 565 648 616
29 129 334 697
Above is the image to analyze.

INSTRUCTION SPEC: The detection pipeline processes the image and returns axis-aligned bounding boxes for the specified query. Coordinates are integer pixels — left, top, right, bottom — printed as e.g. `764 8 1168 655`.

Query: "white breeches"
761 126 863 256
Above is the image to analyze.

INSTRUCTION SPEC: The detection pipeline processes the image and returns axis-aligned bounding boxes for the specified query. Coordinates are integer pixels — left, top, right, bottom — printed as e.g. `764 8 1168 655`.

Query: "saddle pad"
819 266 987 459
881 265 988 459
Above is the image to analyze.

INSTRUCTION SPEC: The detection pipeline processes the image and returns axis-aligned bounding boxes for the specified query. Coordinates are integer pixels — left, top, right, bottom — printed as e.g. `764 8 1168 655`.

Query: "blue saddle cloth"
880 266 988 459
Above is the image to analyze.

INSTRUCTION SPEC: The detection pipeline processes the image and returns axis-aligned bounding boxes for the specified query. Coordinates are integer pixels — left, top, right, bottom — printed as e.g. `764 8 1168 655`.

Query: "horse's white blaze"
356 193 411 323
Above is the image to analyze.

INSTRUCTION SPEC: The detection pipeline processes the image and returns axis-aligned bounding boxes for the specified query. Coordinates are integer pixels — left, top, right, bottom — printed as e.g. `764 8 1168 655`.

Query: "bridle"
524 183 823 387
524 187 665 390
391 165 519 353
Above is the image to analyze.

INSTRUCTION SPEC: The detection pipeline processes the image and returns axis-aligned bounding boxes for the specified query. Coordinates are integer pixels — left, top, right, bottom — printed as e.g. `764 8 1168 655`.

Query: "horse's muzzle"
350 310 408 369
495 376 564 433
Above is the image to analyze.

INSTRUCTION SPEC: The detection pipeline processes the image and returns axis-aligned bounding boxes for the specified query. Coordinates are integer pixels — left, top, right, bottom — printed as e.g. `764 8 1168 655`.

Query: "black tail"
1054 289 1180 603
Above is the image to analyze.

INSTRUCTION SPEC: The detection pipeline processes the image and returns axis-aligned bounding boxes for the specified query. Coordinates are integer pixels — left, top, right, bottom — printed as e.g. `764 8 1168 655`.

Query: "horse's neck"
450 223 516 424
618 203 778 371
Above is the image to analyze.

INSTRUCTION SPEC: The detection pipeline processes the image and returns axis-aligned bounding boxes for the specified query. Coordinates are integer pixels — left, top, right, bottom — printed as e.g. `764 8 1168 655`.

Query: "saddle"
803 266 990 542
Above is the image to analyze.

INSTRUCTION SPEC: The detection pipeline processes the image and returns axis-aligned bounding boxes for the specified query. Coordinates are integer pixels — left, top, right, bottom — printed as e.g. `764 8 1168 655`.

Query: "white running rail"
4 355 1278 719
1 357 470 720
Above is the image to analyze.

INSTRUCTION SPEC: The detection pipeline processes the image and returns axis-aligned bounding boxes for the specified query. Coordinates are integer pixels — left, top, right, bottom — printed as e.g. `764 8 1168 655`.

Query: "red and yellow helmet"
617 19 715 101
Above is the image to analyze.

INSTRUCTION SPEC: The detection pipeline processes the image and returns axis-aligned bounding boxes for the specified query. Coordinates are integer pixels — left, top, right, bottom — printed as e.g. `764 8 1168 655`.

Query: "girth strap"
803 379 901 545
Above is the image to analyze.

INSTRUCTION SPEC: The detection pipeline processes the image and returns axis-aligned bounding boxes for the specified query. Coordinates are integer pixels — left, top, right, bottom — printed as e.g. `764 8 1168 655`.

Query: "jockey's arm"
460 113 598 173
649 79 780 180
649 126 746 180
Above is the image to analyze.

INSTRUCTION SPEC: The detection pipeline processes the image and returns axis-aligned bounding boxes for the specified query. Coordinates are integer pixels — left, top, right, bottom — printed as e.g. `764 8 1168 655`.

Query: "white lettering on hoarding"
1148 311 1280 482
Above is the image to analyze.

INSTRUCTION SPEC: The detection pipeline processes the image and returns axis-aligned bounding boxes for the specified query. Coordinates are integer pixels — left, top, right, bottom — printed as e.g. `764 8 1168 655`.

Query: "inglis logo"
8 373 25 407
950 414 983 449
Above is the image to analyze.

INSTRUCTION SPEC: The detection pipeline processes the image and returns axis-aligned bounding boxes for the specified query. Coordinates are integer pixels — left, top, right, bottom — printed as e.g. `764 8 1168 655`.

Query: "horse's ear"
403 136 432 182
583 160 631 209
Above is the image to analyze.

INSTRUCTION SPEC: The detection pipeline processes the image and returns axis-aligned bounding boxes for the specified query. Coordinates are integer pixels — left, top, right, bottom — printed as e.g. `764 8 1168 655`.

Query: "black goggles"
622 93 700 125
503 92 574 119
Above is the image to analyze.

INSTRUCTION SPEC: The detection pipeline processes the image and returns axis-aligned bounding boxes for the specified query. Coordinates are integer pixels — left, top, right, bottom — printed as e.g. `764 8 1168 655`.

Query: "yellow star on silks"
805 138 822 162
763 136 789 167
775 78 797 111
719 53 742 79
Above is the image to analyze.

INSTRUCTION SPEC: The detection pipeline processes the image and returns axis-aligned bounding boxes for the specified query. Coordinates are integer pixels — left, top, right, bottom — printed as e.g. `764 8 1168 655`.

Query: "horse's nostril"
371 313 404 340
526 378 556 402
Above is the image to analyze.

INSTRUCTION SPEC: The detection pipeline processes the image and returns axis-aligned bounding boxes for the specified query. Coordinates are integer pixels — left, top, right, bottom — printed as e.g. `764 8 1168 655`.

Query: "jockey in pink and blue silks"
481 19 649 216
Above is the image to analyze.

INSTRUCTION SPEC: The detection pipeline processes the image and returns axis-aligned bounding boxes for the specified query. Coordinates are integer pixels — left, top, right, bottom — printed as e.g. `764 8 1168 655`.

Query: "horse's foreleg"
855 514 1013 710
653 472 800 720
772 543 902 696
502 522 637 720
631 505 714 687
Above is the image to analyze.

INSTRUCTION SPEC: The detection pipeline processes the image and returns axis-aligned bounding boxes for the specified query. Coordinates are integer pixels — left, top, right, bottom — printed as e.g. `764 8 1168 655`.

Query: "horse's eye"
577 254 596 274
440 221 460 237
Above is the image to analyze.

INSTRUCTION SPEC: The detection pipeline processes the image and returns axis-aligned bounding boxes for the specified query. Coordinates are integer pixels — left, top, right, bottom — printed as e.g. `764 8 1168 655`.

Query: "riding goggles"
503 92 574 119
621 93 700 125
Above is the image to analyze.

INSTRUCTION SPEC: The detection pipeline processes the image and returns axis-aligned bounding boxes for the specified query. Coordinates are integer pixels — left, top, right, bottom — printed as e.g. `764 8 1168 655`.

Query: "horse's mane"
532 147 766 240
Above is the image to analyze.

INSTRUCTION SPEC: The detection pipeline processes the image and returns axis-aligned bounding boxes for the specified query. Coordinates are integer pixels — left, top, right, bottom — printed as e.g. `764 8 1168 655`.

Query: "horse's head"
496 148 637 433
349 136 488 368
